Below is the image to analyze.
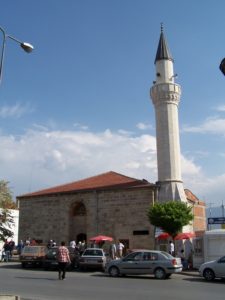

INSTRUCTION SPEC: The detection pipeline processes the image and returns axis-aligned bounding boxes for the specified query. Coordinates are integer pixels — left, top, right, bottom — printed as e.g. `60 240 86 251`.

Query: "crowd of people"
0 239 15 262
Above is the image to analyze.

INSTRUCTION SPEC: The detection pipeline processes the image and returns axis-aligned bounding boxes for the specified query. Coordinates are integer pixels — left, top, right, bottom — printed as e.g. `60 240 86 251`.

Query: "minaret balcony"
150 83 181 106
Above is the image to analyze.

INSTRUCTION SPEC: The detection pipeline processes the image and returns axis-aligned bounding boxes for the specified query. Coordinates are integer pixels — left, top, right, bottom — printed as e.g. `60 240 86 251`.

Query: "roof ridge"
17 171 149 198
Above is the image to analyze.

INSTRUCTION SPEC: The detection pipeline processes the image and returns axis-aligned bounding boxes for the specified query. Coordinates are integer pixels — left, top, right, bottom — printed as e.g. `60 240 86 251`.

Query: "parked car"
106 250 182 279
78 248 106 271
199 255 225 281
43 246 80 270
20 246 48 268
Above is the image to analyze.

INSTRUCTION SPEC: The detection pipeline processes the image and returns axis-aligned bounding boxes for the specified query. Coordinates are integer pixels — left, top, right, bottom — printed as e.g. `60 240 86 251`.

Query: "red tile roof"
18 171 152 198
184 189 200 203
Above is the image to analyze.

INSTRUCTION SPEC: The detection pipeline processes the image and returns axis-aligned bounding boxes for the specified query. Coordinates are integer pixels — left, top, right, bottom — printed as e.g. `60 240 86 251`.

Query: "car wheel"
203 268 215 281
154 268 166 279
109 266 120 277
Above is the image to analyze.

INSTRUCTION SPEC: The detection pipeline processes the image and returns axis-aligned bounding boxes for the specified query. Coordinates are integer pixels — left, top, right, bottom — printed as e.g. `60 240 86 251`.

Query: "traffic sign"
208 217 225 224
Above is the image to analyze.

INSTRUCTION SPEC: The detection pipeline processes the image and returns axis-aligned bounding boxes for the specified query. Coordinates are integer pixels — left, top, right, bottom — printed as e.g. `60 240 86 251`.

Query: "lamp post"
219 58 225 76
0 26 34 84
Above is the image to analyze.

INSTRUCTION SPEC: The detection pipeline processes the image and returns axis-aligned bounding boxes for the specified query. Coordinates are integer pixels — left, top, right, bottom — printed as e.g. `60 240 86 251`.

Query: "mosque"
17 27 206 250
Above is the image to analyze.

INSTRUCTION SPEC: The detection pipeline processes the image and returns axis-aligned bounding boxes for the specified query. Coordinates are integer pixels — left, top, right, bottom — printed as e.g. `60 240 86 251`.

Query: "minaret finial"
160 22 164 33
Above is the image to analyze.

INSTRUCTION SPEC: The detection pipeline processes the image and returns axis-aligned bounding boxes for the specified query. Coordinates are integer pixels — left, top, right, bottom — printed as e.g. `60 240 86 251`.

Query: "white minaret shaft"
150 26 187 203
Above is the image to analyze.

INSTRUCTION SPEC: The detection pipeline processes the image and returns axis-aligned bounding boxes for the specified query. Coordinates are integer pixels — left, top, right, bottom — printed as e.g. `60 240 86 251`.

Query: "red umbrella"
156 233 171 240
174 232 195 240
89 235 113 242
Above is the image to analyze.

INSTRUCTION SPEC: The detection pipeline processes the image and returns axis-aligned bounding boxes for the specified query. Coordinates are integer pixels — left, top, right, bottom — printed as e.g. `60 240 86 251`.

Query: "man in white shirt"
117 241 124 258
169 241 175 256
69 240 76 249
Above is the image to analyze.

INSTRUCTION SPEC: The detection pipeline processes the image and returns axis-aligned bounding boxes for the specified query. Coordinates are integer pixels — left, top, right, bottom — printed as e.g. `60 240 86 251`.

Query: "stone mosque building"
17 27 206 250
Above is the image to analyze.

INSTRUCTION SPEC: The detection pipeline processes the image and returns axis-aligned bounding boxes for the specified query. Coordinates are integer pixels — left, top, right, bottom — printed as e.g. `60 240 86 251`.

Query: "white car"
78 248 107 271
199 256 225 281
106 250 182 279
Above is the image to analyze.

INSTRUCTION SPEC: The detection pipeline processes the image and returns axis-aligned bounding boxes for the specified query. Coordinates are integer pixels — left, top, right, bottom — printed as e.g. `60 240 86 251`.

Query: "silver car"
79 248 107 271
106 250 182 279
199 256 225 281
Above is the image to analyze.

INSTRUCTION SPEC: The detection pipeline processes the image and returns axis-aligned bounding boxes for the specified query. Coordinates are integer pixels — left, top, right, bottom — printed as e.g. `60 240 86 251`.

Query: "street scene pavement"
0 262 225 300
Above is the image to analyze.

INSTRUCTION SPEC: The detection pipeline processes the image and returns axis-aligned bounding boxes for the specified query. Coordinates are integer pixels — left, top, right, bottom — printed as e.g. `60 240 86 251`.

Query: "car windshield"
83 249 103 256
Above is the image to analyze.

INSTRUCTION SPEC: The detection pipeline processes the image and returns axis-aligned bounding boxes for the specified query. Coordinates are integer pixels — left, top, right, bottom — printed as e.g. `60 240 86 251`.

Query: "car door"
141 252 159 274
213 256 225 277
119 252 144 274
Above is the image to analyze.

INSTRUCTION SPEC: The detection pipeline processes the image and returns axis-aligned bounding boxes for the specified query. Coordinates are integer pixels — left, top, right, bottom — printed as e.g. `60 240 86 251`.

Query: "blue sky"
0 1 225 209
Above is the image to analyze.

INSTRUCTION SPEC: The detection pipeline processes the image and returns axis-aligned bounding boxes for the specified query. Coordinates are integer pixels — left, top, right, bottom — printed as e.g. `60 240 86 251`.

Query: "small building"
17 171 206 251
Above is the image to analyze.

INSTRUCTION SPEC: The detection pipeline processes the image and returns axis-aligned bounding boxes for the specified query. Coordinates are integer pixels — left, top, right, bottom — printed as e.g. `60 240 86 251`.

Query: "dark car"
20 246 48 268
43 246 80 270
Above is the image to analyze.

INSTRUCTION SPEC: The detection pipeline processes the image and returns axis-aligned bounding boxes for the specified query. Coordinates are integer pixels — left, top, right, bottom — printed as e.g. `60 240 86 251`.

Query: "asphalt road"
0 263 225 300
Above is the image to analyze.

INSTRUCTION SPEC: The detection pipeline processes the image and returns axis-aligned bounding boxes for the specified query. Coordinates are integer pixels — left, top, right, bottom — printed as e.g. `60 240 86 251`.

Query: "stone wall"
18 186 156 250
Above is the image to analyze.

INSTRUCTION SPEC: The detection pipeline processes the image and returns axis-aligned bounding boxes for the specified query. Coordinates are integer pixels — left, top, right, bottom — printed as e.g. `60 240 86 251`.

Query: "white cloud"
73 123 89 130
0 129 157 197
136 122 153 130
0 127 224 206
215 105 225 112
0 102 34 118
182 117 225 136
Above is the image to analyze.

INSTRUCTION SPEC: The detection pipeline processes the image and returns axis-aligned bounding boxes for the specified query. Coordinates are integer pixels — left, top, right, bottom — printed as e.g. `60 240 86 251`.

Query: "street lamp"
0 26 34 84
219 58 225 76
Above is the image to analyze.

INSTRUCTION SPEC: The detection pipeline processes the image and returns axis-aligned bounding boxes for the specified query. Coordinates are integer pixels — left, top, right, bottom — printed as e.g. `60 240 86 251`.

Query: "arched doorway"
77 233 87 244
69 202 87 244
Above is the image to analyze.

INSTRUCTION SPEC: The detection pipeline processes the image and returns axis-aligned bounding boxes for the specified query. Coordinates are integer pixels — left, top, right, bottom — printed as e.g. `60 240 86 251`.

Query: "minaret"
150 25 187 203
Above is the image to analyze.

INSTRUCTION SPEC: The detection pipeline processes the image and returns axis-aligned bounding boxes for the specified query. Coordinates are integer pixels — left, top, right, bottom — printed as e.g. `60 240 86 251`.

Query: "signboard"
208 217 225 224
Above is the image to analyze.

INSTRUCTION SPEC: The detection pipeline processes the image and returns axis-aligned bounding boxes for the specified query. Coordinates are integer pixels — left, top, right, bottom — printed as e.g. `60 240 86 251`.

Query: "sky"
0 0 225 210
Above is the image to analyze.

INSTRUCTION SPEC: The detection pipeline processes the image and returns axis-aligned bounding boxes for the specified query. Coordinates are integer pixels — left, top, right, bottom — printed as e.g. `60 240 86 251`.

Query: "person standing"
57 241 71 280
3 240 11 262
117 241 124 258
69 240 76 249
169 241 175 256
109 243 117 260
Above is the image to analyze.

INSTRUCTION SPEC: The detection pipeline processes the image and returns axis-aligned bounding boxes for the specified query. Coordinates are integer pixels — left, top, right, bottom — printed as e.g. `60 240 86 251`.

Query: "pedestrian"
69 240 76 249
3 240 11 262
17 240 24 255
109 243 117 260
8 239 15 258
117 241 124 258
57 241 71 280
169 240 175 256
91 240 97 248
177 249 188 270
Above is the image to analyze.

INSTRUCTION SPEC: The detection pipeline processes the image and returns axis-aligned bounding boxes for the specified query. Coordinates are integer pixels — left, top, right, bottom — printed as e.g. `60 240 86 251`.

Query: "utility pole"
222 200 224 218
207 202 214 231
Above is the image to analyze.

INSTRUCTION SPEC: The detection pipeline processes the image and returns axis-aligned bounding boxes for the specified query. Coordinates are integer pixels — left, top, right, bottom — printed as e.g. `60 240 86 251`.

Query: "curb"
180 271 200 277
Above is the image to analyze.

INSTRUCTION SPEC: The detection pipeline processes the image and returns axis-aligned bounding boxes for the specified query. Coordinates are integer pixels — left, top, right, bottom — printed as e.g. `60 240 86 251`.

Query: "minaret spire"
150 26 187 203
154 24 173 64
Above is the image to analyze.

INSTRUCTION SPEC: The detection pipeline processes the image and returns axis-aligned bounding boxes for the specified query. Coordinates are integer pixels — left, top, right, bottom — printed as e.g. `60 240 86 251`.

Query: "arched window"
73 202 86 216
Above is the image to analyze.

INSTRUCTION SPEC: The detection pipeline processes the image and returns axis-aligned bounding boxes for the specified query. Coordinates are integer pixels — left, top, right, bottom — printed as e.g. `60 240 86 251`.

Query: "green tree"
0 180 15 241
147 201 194 238
0 209 14 241
0 180 16 209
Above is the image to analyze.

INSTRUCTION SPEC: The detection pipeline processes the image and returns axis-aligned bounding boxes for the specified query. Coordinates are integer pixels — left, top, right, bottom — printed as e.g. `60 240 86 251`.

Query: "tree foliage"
0 180 15 241
0 180 16 209
0 209 14 241
147 201 194 238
